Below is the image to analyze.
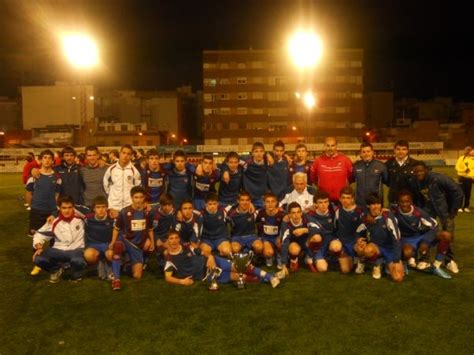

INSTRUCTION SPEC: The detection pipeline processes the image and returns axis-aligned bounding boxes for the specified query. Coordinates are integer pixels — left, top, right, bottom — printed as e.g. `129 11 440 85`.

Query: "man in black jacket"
385 140 419 206
408 161 464 273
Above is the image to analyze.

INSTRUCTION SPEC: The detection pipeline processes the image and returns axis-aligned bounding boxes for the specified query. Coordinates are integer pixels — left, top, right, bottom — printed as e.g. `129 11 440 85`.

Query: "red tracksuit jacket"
310 153 353 201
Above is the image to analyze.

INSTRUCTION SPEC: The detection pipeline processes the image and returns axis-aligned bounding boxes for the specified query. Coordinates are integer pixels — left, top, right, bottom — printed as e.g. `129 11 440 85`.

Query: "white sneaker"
270 277 281 288
457 208 464 213
407 257 417 268
417 261 431 270
446 260 459 274
464 208 471 213
275 269 287 280
355 262 365 274
372 265 381 279
49 268 64 283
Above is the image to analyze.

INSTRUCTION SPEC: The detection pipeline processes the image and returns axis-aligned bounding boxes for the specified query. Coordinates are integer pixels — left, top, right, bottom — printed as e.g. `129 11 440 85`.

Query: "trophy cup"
204 267 221 292
231 251 254 289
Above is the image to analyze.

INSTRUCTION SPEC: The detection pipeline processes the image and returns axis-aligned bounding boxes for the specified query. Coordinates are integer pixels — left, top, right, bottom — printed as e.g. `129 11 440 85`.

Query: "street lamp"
288 30 323 70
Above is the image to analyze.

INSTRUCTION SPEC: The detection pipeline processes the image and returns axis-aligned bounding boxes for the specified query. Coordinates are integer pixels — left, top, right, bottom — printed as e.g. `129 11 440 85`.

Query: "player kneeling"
83 196 115 280
229 191 263 255
109 186 155 290
280 202 321 273
355 193 404 282
164 230 283 288
394 190 453 279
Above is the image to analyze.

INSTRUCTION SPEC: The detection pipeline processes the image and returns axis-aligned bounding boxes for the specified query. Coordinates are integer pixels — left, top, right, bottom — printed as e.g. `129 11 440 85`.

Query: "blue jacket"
353 159 388 207
407 172 464 220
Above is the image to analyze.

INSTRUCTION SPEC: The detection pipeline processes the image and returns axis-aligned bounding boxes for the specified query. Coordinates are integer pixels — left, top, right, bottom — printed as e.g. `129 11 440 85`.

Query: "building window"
219 62 229 69
204 93 217 102
251 77 264 84
350 61 362 68
336 107 349 113
335 76 346 83
121 125 128 132
135 125 142 131
268 92 288 101
251 61 264 69
238 122 246 129
204 108 218 115
230 122 238 129
252 92 264 99
222 122 229 129
251 108 264 114
237 77 247 84
204 78 217 87
351 92 363 99
220 93 230 100
98 126 105 132
268 108 288 116
237 92 247 100
268 77 276 86
237 62 246 69
203 63 217 69
237 107 248 115
219 78 230 85
107 126 115 132
220 107 231 115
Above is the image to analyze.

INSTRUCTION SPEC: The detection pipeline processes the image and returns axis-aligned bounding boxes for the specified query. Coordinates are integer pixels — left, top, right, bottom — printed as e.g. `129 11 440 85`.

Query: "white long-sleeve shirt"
279 187 315 211
33 216 85 251
103 162 141 211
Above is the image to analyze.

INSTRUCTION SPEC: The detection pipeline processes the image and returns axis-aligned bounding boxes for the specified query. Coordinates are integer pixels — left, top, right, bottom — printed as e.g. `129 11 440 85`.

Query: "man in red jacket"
311 137 352 203
22 152 39 210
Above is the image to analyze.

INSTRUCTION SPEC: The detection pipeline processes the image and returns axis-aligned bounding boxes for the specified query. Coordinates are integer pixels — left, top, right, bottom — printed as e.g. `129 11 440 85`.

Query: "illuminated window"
219 78 230 85
203 63 217 69
252 92 264 99
251 77 264 84
220 93 230 100
237 62 246 69
237 92 247 100
220 107 231 115
252 108 264 114
204 78 217 87
237 107 248 115
237 77 247 84
219 63 229 69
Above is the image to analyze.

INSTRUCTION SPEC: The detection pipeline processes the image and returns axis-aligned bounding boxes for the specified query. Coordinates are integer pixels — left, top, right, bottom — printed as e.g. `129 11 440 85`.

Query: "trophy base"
235 281 246 290
208 281 219 292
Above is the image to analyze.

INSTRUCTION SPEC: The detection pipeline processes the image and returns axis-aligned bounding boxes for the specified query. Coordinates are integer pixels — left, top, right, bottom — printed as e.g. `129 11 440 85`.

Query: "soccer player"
199 193 232 257
355 193 404 282
32 195 86 283
53 146 84 205
256 192 285 267
164 230 282 288
103 144 142 219
352 142 388 208
241 142 272 209
279 172 316 212
26 149 62 237
219 151 243 208
152 193 176 250
311 137 353 203
280 202 321 273
289 143 313 185
193 155 221 210
141 148 166 209
228 191 262 255
83 196 115 280
407 161 463 273
385 140 419 206
80 145 108 208
22 152 39 210
109 186 155 290
164 150 195 209
393 190 452 279
174 199 202 248
267 140 290 201
334 187 365 274
307 191 343 273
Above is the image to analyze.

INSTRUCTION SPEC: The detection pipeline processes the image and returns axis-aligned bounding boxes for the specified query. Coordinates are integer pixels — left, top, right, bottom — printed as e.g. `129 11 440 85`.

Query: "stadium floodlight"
303 90 316 110
288 30 323 70
62 34 99 69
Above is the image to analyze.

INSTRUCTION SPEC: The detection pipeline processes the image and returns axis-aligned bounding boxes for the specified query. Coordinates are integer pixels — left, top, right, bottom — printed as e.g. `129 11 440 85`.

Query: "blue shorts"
231 235 259 251
120 238 144 265
342 240 356 258
377 245 398 264
215 256 232 283
193 198 206 211
262 236 279 248
315 234 337 260
201 238 229 251
401 232 436 250
288 234 313 258
86 243 109 257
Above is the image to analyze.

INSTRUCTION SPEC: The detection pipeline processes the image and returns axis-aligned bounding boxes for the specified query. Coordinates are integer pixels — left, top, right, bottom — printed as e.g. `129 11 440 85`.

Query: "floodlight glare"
288 30 323 70
303 90 316 110
62 34 99 69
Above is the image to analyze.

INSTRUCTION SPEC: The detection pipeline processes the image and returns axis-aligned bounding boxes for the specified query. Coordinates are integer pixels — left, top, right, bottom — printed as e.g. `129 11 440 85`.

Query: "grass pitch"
0 169 473 354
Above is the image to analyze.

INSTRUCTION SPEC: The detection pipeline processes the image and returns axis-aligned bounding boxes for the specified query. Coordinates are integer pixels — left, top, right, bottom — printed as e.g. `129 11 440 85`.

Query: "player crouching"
355 193 404 282
109 186 155 290
164 230 284 288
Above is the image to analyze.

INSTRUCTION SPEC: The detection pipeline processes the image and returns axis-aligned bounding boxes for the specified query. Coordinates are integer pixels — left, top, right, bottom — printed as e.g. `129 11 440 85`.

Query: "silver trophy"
204 267 222 291
231 251 254 289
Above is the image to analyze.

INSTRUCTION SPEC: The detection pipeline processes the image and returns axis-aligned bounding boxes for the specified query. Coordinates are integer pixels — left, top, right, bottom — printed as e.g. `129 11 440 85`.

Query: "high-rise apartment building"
202 49 364 145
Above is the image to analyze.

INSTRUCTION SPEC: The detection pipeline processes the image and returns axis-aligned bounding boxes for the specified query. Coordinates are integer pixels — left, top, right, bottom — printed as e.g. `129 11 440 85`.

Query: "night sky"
1 0 473 100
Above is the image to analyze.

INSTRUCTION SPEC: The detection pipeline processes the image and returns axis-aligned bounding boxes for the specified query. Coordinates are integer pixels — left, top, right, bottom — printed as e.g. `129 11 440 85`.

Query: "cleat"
26 207 31 211
30 266 42 276
49 268 64 283
457 208 464 213
464 208 471 212
407 257 416 268
432 267 452 279
275 269 287 280
372 265 381 279
112 279 121 290
417 261 431 271
307 262 318 273
265 257 273 267
270 277 280 288
355 262 365 274
289 259 299 272
446 260 459 274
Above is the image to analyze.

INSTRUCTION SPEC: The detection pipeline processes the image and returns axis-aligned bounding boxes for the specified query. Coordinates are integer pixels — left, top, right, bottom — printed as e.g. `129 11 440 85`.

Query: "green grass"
0 169 473 354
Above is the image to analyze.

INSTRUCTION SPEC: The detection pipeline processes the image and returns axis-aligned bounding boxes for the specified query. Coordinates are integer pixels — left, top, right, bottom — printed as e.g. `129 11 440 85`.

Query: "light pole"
62 33 99 128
